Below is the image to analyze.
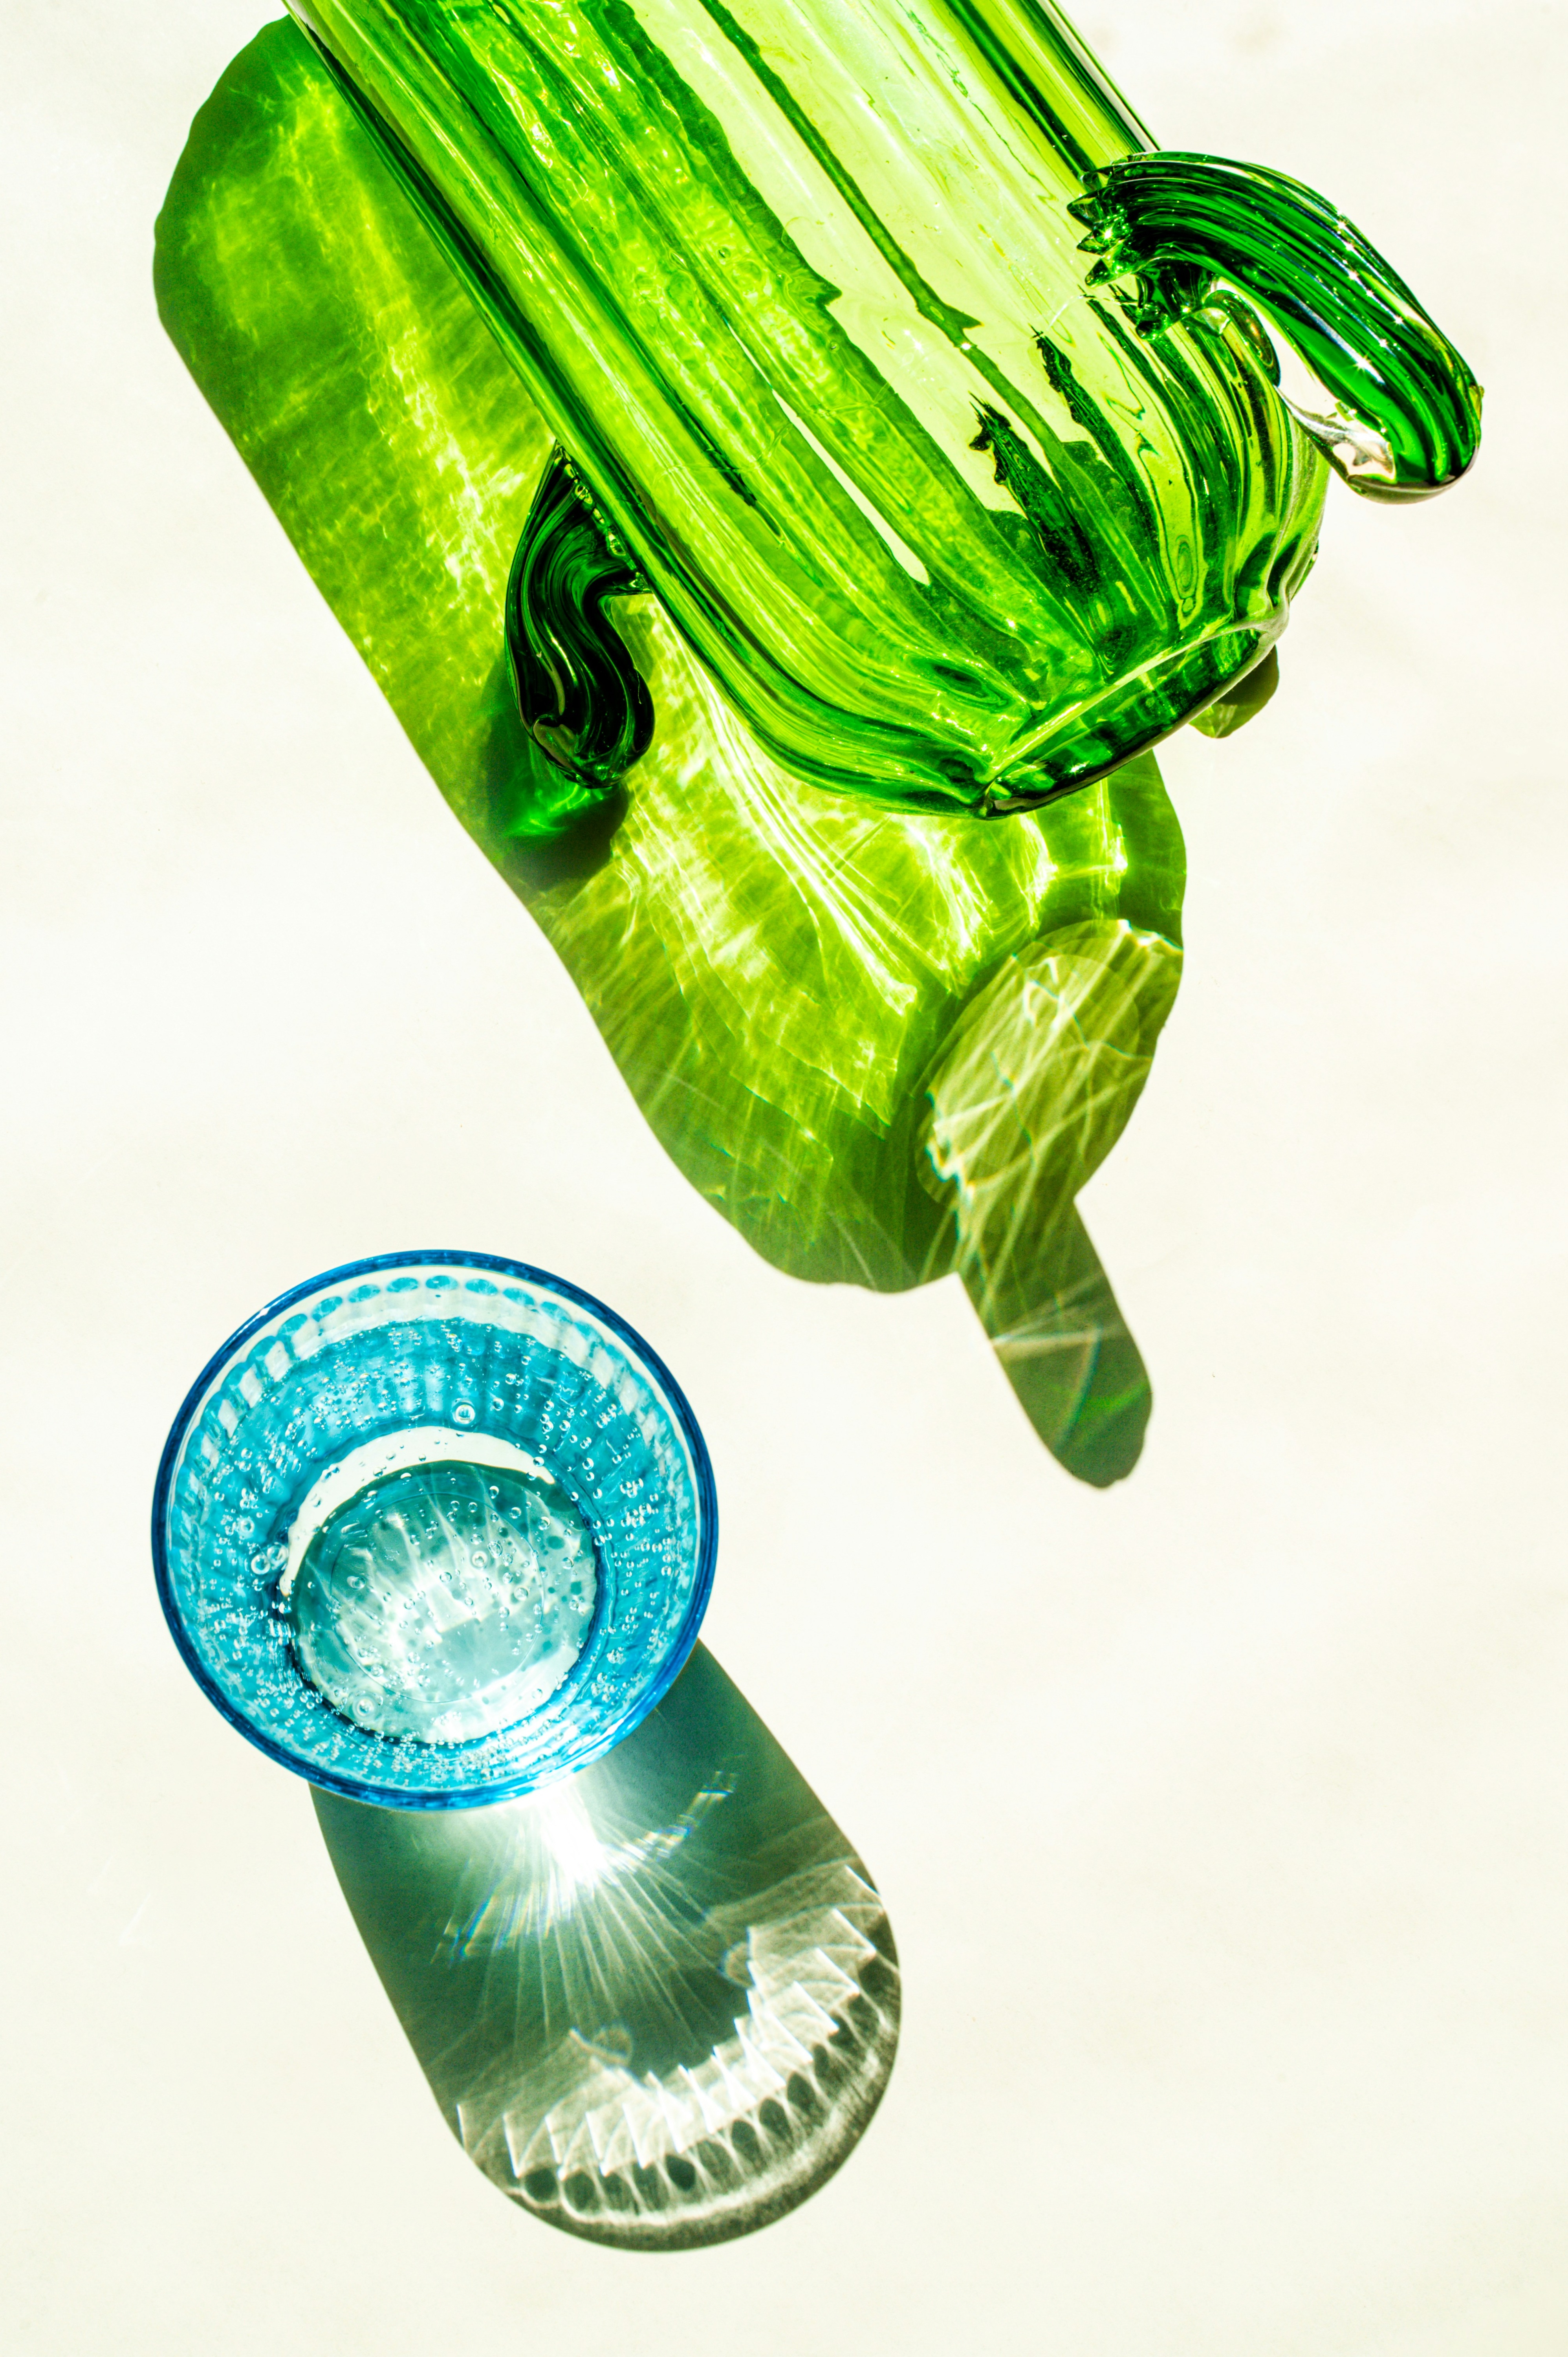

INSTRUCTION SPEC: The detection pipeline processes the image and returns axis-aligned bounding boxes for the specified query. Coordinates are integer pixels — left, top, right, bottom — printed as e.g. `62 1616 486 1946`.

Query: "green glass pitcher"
287 0 1478 826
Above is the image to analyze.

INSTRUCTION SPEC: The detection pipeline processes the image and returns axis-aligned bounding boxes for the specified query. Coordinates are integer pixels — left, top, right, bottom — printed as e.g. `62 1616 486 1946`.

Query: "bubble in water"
289 1460 598 1743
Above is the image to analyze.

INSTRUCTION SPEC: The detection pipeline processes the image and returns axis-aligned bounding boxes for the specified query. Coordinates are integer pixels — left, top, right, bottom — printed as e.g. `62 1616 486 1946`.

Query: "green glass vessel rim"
151 1246 720 1809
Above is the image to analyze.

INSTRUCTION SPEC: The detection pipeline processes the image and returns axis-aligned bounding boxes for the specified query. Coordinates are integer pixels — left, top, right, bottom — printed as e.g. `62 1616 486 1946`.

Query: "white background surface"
4 2 1566 2348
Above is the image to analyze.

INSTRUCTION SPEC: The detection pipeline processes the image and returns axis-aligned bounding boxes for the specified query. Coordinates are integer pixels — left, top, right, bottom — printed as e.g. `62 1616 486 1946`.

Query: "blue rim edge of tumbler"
150 1248 720 1811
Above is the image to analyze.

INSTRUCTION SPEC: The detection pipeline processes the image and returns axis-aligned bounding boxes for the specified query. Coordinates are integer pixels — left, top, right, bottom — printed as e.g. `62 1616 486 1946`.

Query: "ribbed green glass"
284 0 1331 813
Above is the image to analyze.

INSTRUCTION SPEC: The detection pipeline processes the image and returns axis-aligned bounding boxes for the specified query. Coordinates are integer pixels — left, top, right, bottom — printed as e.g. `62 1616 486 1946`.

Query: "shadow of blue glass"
315 1644 900 2248
154 1255 898 2242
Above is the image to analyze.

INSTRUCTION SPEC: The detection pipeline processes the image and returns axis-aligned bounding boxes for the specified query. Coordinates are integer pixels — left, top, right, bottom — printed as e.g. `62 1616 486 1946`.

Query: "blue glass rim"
151 1248 719 1808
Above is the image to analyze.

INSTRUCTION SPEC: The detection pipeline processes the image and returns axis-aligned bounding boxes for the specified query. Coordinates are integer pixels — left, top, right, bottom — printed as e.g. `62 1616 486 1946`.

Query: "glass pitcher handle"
504 446 653 828
1069 152 1482 500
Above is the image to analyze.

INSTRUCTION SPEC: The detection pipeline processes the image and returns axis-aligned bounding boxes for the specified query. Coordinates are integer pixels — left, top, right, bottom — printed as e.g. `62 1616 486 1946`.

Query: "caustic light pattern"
315 1648 899 2249
289 1459 599 1744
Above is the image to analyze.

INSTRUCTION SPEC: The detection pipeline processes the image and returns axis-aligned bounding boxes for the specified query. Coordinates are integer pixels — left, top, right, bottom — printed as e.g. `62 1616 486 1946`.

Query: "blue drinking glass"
152 1251 717 1807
